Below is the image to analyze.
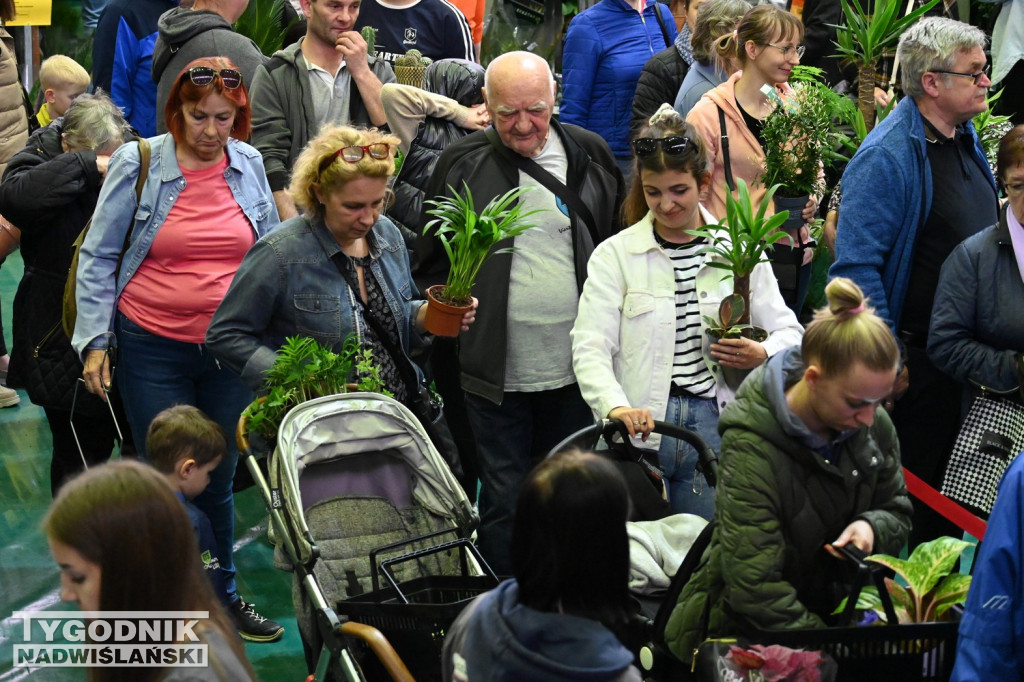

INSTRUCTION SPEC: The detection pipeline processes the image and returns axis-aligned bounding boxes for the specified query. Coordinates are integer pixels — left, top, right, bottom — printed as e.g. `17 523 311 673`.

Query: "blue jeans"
115 312 252 600
658 394 721 519
464 383 595 575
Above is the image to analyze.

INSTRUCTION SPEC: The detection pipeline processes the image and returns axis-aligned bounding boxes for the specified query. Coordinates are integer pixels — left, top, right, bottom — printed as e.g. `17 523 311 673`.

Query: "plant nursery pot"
773 194 809 234
424 285 469 337
705 326 769 391
395 65 426 89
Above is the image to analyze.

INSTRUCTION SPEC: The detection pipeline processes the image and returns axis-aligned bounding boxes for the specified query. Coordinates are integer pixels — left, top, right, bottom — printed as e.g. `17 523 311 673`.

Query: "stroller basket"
336 538 498 681
749 620 959 680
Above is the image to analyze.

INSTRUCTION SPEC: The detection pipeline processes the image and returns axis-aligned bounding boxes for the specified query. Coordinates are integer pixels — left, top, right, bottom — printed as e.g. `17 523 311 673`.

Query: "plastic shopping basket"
335 535 498 681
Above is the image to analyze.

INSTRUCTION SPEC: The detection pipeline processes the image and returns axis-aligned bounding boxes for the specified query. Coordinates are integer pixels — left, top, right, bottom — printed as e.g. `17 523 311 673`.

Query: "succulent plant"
360 26 377 58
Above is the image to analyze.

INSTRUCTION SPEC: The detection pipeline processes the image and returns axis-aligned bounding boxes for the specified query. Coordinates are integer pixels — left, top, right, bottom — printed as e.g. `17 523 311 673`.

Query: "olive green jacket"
665 348 912 662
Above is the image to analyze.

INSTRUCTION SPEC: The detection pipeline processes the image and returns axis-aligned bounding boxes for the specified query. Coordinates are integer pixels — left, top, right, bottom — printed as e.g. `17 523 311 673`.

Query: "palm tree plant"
422 183 539 335
687 178 790 326
832 0 939 133
233 0 295 56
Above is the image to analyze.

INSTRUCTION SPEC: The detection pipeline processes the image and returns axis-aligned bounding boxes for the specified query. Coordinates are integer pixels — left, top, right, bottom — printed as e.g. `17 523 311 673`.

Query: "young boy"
36 55 90 129
147 405 285 643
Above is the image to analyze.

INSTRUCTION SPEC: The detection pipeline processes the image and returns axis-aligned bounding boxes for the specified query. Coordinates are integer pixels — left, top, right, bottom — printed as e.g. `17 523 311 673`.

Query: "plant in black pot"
689 179 789 387
760 66 851 236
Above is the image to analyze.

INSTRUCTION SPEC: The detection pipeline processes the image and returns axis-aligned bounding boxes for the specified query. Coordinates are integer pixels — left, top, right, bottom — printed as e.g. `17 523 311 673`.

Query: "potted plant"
760 66 852 234
832 0 939 133
243 335 389 441
689 179 789 388
422 183 539 336
394 49 432 89
233 0 298 56
840 536 973 624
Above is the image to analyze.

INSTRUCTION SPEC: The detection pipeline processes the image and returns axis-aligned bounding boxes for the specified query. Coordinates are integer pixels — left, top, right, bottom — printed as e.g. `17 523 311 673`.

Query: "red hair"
164 56 251 143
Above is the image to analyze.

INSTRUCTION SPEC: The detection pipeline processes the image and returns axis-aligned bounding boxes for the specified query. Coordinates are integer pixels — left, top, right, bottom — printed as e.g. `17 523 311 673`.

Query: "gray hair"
692 0 751 66
898 17 987 98
61 90 133 152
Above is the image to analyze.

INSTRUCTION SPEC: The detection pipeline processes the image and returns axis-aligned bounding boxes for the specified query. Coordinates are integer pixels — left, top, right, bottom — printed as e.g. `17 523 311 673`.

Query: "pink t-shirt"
118 156 255 343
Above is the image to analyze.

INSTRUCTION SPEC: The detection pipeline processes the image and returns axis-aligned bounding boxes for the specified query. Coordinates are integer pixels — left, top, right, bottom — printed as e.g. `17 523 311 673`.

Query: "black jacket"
0 122 109 414
415 119 625 404
631 43 690 137
388 59 485 246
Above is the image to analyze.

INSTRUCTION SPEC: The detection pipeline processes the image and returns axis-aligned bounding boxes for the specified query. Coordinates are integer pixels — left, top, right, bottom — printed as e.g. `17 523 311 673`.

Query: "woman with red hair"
72 56 281 642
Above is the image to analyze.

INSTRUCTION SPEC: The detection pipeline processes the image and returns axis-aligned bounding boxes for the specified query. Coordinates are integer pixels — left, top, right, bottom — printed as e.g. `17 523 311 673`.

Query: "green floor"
0 250 307 680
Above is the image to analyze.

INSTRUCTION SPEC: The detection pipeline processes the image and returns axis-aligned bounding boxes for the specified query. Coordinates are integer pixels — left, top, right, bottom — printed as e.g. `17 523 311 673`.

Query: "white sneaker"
0 384 19 408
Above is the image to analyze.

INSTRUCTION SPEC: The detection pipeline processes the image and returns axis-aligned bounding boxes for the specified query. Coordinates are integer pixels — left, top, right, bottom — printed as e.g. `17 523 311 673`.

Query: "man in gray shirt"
249 0 395 219
418 52 625 574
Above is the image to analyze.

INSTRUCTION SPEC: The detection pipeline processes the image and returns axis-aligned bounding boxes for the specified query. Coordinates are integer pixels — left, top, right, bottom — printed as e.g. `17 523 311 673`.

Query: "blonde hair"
721 4 804 66
39 54 91 91
803 278 899 376
288 125 399 221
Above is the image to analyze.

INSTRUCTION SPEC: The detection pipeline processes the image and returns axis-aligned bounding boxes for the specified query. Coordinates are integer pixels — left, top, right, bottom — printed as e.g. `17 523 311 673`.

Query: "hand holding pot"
711 337 768 370
460 297 479 331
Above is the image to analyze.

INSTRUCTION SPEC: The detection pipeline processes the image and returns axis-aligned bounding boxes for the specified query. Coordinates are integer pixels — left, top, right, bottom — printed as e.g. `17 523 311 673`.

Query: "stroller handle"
550 419 719 488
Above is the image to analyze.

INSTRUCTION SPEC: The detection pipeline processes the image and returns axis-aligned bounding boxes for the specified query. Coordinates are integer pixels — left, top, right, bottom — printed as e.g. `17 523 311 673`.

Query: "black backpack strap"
716 104 734 192
483 127 600 249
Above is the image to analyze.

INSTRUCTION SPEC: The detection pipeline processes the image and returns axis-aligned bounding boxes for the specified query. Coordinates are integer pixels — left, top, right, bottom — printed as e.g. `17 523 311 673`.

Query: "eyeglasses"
930 64 991 86
766 43 805 59
631 136 692 157
187 66 242 89
318 143 392 176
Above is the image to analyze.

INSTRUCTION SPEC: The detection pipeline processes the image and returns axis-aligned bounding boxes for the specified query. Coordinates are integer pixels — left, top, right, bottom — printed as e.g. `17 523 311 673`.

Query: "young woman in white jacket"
571 104 802 517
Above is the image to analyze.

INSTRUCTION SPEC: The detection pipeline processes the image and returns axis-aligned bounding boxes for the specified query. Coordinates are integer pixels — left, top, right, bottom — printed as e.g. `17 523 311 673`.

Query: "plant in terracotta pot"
760 66 851 235
422 183 538 336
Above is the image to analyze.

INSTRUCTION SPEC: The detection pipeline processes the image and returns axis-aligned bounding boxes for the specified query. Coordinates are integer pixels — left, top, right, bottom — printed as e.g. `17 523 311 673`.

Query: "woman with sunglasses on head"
72 56 283 643
571 104 801 517
686 4 817 314
207 125 476 461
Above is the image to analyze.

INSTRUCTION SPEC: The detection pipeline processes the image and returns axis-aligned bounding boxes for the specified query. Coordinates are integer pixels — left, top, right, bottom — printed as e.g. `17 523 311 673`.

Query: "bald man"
416 51 625 574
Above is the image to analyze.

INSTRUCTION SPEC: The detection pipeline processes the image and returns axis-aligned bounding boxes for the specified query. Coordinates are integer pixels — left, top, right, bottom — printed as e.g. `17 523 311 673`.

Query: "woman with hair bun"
665 277 912 664
572 103 801 518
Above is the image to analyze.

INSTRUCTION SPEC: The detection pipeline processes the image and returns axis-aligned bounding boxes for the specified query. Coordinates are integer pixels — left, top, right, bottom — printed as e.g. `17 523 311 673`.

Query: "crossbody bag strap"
716 105 734 192
113 138 151 282
484 127 600 248
652 1 671 48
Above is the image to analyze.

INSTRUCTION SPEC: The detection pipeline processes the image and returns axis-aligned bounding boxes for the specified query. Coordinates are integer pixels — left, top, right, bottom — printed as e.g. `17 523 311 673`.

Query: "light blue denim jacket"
72 134 279 356
205 214 428 391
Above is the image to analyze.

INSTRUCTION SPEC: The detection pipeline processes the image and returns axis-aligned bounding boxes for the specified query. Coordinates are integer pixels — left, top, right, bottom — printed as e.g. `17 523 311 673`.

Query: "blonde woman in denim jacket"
571 105 801 517
73 58 283 641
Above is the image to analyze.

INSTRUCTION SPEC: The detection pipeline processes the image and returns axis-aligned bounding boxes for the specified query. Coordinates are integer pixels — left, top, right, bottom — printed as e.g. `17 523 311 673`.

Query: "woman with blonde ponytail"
665 276 912 664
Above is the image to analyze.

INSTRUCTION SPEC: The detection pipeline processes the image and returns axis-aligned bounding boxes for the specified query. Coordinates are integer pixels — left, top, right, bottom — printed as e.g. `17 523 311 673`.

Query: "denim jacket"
72 134 279 356
206 214 427 390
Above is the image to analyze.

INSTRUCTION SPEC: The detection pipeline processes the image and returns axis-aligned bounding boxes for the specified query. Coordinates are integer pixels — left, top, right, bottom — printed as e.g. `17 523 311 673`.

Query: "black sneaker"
228 598 284 643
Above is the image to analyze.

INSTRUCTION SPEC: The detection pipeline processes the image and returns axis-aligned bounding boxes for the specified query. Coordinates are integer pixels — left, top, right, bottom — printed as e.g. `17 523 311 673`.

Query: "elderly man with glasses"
831 17 998 547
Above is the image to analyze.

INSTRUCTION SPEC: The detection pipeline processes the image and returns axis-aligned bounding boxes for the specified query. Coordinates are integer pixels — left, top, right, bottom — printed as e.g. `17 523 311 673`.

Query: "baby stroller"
238 392 495 681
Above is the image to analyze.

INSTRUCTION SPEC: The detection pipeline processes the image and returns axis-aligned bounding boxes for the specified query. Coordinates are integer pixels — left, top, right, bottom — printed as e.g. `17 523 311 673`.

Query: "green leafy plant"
423 184 540 306
761 66 853 199
702 294 751 339
831 0 940 133
687 179 789 325
839 536 973 624
243 335 390 440
233 0 295 56
974 88 1014 176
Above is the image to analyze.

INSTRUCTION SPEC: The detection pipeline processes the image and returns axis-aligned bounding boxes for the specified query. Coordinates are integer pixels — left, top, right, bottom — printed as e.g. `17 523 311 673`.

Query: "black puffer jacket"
0 122 109 414
388 59 484 244
630 25 691 137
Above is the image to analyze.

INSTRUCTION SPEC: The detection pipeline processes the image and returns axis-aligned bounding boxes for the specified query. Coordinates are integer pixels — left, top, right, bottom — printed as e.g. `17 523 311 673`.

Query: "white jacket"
571 208 803 449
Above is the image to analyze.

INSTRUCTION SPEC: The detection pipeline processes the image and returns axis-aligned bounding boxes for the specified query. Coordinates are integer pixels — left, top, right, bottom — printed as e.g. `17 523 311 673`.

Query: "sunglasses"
318 143 392 176
631 136 692 157
187 66 242 89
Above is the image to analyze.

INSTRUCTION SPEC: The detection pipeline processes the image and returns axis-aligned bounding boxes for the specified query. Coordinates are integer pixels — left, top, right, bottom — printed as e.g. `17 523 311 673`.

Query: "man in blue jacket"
92 0 174 137
830 17 998 545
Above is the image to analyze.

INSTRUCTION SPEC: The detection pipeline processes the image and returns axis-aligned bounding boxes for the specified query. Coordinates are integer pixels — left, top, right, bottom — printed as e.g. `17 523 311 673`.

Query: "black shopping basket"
335 534 498 682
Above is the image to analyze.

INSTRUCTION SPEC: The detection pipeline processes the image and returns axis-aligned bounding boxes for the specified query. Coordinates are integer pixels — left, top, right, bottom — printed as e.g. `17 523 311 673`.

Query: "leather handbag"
940 358 1024 516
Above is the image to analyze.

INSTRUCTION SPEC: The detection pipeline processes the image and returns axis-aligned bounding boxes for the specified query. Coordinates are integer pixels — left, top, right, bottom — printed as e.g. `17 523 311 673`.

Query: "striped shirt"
655 229 716 398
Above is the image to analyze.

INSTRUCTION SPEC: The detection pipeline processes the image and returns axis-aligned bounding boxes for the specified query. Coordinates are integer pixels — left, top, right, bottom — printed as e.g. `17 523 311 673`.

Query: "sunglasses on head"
187 66 242 89
631 136 692 157
318 143 392 176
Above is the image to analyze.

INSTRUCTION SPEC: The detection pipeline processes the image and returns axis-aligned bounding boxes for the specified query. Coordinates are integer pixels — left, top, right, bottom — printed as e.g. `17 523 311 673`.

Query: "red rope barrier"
902 467 987 542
